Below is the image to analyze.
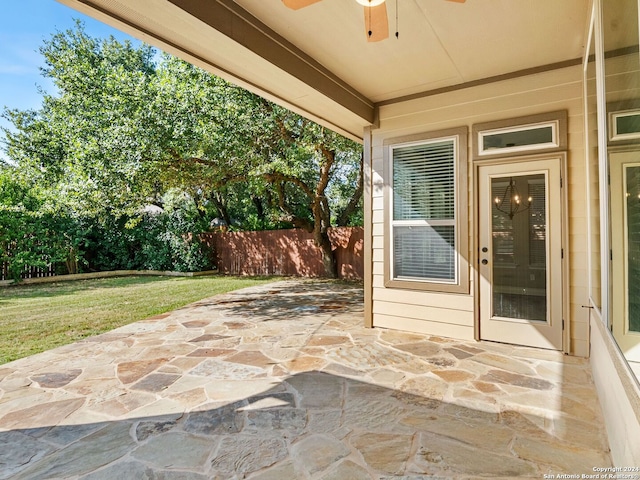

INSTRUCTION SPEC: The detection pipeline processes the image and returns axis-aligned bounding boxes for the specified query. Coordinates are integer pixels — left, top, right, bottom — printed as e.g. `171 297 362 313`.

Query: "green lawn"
0 275 277 365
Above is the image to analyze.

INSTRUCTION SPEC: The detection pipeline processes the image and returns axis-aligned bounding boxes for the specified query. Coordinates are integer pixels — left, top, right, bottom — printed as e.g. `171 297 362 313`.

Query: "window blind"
391 139 456 282
393 141 455 221
528 180 547 267
393 226 455 280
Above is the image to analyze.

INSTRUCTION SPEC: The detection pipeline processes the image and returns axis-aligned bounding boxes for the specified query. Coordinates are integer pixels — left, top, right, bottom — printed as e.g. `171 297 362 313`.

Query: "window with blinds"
391 138 457 283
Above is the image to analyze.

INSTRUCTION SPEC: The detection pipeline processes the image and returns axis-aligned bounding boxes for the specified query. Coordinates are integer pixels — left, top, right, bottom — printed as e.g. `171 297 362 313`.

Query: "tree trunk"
315 225 337 278
251 194 265 229
65 247 78 274
311 146 338 278
211 191 232 227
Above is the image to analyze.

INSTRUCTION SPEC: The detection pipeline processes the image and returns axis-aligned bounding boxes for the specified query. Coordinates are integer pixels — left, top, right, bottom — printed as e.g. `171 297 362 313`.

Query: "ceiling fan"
282 0 466 42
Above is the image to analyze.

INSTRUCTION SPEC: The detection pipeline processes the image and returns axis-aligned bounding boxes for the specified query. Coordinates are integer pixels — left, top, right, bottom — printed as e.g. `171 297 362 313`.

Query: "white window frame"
384 127 469 294
477 121 560 157
609 109 640 141
389 136 459 284
472 111 567 161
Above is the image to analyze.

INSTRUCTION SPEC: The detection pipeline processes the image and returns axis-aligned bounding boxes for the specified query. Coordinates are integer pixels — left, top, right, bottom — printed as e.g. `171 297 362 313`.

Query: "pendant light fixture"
494 178 533 220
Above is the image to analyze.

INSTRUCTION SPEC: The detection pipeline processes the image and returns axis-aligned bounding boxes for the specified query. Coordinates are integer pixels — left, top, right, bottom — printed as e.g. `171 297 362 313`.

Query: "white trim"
583 6 602 320
477 121 559 157
392 219 455 227
609 109 640 141
594 0 611 328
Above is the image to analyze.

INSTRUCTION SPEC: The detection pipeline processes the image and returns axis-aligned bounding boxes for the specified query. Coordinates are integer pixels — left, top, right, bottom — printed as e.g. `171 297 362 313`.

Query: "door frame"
473 152 569 353
609 149 640 362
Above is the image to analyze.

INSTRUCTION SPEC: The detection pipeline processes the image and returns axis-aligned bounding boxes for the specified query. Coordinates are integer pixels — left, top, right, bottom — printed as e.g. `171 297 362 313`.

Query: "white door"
478 158 563 350
610 151 640 362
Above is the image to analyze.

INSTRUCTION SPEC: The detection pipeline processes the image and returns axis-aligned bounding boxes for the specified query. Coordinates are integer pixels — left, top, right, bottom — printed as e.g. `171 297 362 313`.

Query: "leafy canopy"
1 22 363 278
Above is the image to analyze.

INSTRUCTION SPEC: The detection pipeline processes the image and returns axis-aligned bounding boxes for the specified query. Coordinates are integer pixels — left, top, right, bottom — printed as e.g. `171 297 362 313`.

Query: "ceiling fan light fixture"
356 0 386 6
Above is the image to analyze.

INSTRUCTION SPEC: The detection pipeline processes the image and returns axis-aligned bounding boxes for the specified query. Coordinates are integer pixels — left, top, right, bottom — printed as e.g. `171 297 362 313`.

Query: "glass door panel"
626 165 640 334
491 174 547 321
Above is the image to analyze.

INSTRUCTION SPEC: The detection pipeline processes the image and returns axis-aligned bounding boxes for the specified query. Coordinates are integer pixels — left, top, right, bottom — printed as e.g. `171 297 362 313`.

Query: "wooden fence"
200 227 363 279
1 262 57 282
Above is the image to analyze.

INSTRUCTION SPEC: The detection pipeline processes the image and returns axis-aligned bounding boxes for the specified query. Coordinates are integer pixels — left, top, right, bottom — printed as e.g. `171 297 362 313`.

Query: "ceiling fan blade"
364 3 389 42
282 0 323 10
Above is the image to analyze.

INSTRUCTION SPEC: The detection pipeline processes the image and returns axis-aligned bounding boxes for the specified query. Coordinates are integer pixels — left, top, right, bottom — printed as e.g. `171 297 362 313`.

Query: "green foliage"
0 23 363 279
0 166 86 280
85 211 212 273
3 21 163 218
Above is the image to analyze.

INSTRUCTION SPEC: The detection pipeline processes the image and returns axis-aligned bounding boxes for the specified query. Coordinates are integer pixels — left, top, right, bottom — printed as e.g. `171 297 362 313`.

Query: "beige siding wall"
371 65 589 356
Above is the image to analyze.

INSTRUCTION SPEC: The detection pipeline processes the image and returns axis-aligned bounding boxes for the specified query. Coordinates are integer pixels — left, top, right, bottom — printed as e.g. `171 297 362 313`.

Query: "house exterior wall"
370 65 589 356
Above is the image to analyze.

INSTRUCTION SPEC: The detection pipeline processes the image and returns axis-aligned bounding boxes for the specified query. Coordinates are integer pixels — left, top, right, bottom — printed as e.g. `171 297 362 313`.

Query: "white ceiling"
236 0 589 103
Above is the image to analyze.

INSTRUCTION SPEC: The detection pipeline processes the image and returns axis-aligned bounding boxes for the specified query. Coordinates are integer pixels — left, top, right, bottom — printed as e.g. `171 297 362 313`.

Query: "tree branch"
336 152 364 226
263 172 314 199
273 181 313 232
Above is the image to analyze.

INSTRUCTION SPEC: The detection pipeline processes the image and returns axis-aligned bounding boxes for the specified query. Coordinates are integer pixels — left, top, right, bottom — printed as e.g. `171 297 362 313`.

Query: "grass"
0 274 278 365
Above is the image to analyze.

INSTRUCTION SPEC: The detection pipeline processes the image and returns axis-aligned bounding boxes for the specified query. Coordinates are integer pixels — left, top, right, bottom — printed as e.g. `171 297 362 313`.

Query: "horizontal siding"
570 304 590 324
373 287 474 310
371 223 384 237
566 98 587 351
373 314 475 340
571 318 590 341
370 64 589 354
379 66 582 122
373 274 385 288
374 301 473 326
379 94 583 140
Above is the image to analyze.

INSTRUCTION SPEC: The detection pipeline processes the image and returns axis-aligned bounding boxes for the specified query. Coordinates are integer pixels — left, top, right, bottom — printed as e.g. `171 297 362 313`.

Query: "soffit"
57 0 374 141
602 0 639 51
236 0 589 103
57 0 590 138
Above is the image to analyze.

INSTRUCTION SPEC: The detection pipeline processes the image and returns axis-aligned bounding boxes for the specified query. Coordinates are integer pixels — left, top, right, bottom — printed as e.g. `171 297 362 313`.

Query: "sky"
0 0 141 158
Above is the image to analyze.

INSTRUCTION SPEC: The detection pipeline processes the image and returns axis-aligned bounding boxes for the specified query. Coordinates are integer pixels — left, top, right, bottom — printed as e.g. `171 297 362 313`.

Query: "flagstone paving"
0 279 611 479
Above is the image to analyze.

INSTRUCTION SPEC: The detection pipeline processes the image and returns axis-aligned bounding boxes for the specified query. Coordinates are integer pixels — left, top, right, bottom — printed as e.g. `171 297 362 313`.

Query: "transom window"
609 109 640 141
478 122 558 156
472 111 567 159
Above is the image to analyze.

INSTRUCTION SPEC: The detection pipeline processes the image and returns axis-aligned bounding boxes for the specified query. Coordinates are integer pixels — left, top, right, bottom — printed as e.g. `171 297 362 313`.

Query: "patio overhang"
56 0 589 143
56 0 376 142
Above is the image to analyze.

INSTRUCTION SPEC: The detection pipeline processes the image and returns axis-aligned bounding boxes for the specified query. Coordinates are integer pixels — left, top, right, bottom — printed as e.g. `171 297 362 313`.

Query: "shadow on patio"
0 280 611 478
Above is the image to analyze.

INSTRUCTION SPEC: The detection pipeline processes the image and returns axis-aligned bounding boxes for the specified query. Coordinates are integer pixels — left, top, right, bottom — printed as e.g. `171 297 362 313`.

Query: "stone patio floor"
0 279 612 479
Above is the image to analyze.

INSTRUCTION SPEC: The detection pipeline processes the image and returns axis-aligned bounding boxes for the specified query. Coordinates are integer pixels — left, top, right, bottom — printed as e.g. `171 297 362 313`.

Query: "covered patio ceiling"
57 0 589 140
